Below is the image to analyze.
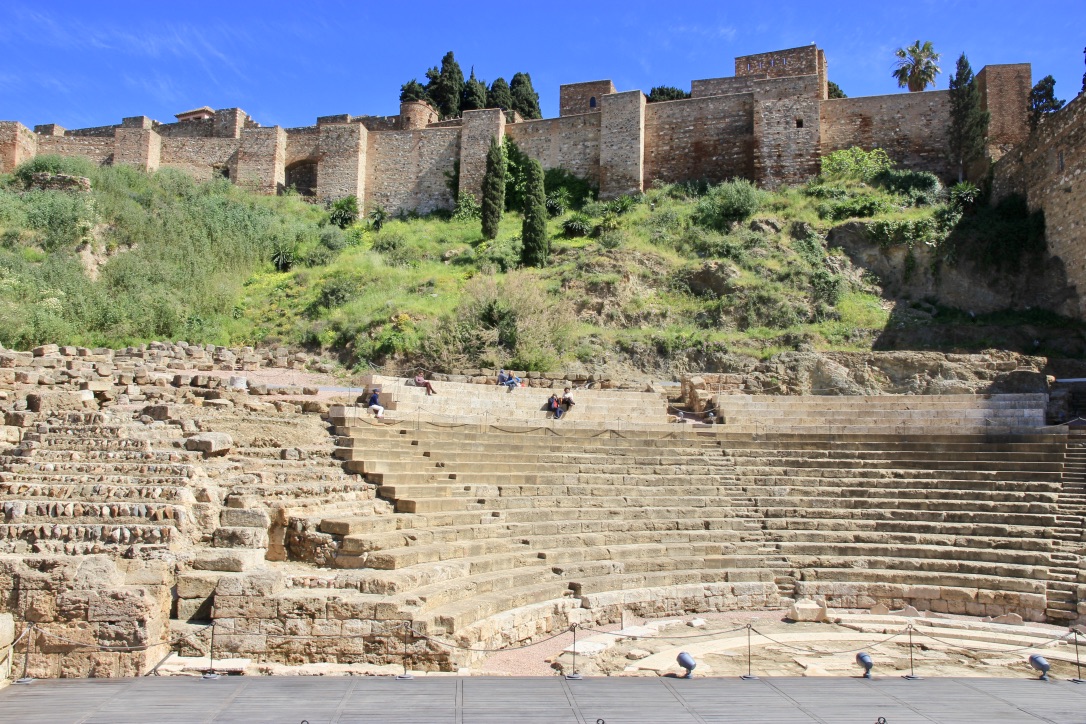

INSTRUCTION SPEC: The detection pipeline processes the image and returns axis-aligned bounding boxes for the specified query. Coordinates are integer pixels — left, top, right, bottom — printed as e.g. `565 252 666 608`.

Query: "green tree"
399 79 429 105
424 51 465 119
947 53 990 182
510 73 542 119
892 40 942 92
502 137 531 212
481 136 506 239
827 81 847 99
520 158 549 267
1029 75 1065 130
646 86 690 103
461 68 488 112
487 77 513 111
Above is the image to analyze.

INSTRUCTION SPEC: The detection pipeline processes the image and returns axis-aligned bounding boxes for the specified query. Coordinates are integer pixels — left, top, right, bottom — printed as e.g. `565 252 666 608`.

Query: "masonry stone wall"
737 46 822 82
754 75 822 186
160 138 239 181
819 91 954 179
156 120 215 139
503 113 602 184
993 93 1086 318
560 80 615 116
977 64 1032 161
236 127 286 194
284 128 320 166
0 122 38 174
599 91 646 198
691 76 755 98
316 122 367 201
0 555 171 678
65 125 120 138
644 94 754 185
36 134 114 165
400 101 438 130
457 109 505 202
365 128 459 214
113 128 161 172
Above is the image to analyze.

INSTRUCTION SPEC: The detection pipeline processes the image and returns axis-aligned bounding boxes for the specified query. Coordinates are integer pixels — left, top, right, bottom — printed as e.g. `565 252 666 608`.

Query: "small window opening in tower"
1058 151 1065 172
795 118 804 129
746 62 751 71
589 97 597 109
770 59 775 67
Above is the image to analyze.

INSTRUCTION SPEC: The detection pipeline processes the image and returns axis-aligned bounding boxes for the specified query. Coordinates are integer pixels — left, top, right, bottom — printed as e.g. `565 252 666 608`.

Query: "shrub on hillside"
543 168 596 210
692 179 763 231
820 147 893 182
817 194 892 221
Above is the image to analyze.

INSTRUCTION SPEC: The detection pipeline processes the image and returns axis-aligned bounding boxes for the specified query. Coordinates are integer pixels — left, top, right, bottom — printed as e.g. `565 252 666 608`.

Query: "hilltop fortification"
3 44 1083 317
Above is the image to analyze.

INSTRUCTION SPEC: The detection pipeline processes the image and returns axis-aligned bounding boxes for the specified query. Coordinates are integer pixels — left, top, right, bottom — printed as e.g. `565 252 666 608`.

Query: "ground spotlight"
677 652 696 679
856 651 873 679
1028 654 1051 681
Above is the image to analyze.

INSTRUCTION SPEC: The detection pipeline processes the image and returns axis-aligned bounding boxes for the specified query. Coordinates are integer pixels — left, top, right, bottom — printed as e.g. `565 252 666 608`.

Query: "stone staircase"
716 430 1073 622
714 393 1050 435
1049 428 1086 622
354 374 671 426
0 412 201 555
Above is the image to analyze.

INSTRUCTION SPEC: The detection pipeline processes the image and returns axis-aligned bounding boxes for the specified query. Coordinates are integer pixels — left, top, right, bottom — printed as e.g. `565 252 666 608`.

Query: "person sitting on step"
498 369 521 389
414 373 436 396
548 392 564 419
560 388 576 414
367 389 384 419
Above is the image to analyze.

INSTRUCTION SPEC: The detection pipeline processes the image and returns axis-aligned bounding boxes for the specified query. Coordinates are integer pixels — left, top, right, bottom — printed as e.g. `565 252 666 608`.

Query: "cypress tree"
946 53 989 182
1028 75 1065 130
487 77 513 111
425 51 465 119
461 68 488 112
509 73 542 119
520 158 549 267
481 136 506 239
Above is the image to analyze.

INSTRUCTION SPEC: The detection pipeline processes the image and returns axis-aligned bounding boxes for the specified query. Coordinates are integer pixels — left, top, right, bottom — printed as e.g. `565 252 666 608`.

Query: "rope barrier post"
902 625 921 680
1073 629 1084 684
15 624 34 685
396 621 414 680
202 620 220 680
740 624 758 680
565 624 583 680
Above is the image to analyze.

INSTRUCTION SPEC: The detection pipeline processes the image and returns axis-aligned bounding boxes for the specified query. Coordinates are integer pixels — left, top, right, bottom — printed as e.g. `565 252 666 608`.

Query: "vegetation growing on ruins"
399 53 541 119
892 40 942 92
647 86 692 103
1028 75 1066 130
0 152 1080 372
947 53 990 182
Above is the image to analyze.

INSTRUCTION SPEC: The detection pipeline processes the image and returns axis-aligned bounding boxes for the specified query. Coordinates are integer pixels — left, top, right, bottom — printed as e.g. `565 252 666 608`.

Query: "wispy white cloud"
666 24 737 42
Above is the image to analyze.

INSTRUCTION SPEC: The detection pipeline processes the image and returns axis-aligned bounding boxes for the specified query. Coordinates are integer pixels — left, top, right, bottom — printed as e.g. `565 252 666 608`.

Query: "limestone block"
212 526 269 549
143 404 179 421
193 549 265 572
220 508 271 529
0 612 13 649
185 432 233 456
176 597 213 622
177 573 222 600
32 344 59 357
73 557 126 590
213 595 278 619
0 425 21 444
87 588 156 623
26 390 93 412
991 613 1025 626
204 398 234 410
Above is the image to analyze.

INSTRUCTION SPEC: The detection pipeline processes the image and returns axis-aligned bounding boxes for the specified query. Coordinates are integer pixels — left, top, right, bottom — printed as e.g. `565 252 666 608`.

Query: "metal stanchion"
1072 629 1084 684
902 625 921 680
15 624 35 685
396 621 414 680
740 624 758 680
565 624 583 680
203 620 220 679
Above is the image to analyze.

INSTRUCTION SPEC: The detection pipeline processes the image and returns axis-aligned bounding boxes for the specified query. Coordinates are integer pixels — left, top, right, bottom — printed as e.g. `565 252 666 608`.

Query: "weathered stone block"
87 588 156 623
185 432 233 456
219 508 271 529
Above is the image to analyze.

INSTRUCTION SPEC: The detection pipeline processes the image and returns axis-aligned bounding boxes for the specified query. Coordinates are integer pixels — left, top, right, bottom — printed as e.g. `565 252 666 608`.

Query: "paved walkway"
2 676 1085 723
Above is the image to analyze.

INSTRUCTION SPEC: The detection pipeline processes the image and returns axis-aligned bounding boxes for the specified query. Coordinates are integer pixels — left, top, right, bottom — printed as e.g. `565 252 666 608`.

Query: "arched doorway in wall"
284 160 318 196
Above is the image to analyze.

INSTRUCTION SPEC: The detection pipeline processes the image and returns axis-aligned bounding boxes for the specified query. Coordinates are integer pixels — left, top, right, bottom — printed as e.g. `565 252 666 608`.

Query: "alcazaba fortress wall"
2 43 1083 315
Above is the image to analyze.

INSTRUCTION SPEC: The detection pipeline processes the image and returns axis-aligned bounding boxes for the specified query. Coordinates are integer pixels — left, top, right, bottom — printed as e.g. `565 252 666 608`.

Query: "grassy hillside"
0 153 1080 373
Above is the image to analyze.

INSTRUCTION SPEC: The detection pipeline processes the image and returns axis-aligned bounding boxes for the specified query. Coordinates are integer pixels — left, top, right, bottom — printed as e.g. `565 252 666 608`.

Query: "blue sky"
2 1 1083 129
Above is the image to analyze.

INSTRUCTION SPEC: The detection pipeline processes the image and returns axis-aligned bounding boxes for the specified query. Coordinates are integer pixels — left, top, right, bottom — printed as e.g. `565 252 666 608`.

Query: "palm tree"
892 40 942 92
